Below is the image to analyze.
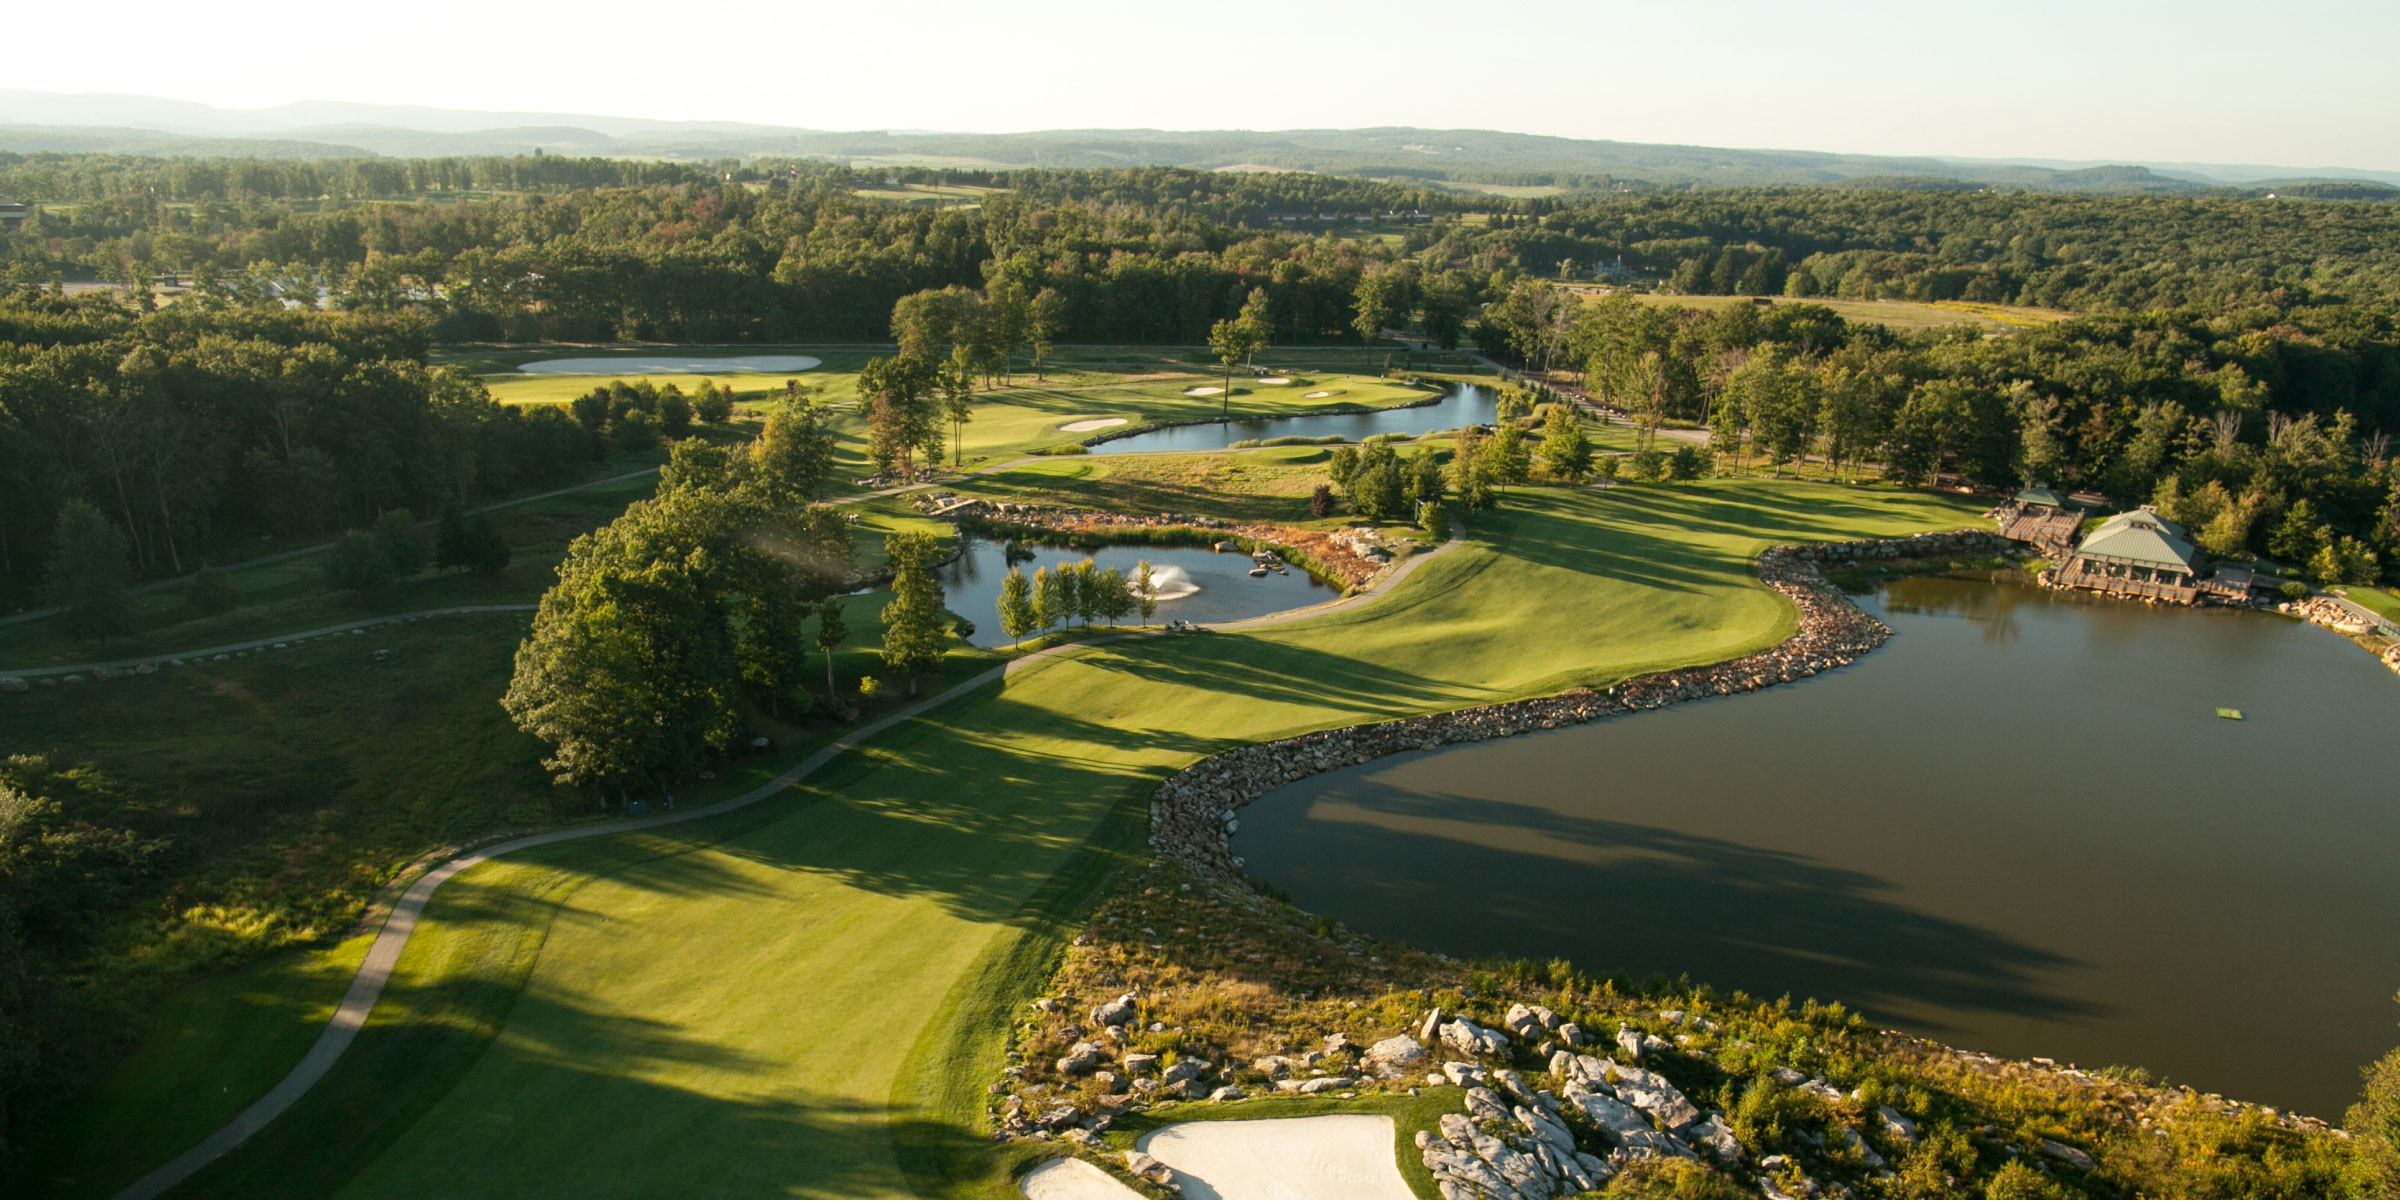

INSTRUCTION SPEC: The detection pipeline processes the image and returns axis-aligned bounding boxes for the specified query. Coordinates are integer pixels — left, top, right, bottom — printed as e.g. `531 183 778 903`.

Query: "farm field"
124 481 1986 1197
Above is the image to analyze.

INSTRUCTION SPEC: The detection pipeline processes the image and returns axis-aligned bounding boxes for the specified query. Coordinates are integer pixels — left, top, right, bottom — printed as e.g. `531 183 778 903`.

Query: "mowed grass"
14 590 998 1198
172 480 1985 1198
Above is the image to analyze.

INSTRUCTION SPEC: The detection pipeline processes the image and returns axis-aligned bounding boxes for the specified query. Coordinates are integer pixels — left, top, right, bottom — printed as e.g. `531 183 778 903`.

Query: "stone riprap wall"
1150 530 2005 877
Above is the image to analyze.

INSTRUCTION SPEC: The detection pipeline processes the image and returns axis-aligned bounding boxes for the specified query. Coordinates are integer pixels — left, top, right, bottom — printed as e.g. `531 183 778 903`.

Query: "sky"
18 0 2400 170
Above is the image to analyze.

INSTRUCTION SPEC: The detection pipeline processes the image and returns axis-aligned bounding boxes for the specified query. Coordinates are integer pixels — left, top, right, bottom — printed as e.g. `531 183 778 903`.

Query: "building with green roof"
2053 506 2206 602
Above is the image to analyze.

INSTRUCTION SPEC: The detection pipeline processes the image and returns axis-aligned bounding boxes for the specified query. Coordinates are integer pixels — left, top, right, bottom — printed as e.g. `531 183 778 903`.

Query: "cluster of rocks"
961 507 1402 590
1151 533 1982 877
2281 594 2378 636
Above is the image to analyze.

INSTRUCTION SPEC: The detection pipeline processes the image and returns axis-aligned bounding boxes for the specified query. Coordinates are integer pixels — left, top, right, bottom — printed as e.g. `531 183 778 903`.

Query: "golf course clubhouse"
2046 506 2213 604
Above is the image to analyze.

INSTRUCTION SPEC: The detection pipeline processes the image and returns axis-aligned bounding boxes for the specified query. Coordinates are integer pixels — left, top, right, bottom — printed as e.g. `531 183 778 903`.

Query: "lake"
1090 383 1499 454
1233 575 2400 1117
936 535 1332 646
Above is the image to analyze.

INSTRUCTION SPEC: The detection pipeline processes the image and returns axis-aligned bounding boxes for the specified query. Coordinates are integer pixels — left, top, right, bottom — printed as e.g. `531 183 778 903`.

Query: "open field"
850 182 1001 207
119 480 1987 1197
1597 290 2069 334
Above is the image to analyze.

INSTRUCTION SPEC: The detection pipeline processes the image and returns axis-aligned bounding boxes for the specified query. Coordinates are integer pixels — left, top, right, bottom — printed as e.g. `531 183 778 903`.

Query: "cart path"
2 605 540 679
115 517 1465 1200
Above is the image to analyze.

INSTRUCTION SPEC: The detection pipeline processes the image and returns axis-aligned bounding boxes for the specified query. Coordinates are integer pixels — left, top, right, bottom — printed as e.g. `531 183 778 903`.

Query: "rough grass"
153 480 1986 1196
1604 291 2067 334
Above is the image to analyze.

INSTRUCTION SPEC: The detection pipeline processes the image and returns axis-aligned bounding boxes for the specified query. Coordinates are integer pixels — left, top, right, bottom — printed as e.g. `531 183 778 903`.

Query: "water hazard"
936 534 1332 646
1233 575 2400 1116
1089 383 1499 454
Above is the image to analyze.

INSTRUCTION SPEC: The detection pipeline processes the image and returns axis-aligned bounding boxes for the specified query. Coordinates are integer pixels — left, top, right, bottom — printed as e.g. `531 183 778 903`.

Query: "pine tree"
878 531 949 695
997 568 1039 646
43 500 135 641
435 505 472 572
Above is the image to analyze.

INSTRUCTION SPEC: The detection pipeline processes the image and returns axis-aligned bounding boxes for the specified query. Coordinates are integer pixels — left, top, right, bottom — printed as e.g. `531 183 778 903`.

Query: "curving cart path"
119 519 1464 1200
2 605 539 680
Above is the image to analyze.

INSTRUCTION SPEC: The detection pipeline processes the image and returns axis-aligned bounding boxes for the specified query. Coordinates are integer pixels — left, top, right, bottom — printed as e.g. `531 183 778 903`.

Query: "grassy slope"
170 481 1983 1198
1607 290 2067 333
15 591 993 1197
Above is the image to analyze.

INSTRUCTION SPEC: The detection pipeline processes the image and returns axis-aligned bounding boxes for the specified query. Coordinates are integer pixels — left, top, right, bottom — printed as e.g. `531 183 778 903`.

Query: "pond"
1089 383 1499 455
516 354 822 375
935 534 1334 646
1233 575 2400 1117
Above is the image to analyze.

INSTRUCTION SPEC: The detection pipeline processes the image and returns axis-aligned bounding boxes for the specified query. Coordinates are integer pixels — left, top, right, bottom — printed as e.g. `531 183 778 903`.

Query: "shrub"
186 565 239 616
1669 444 1708 480
858 676 882 700
610 408 660 453
373 509 428 577
324 530 396 597
1419 500 1450 540
2280 580 2312 601
1628 446 1668 482
658 388 693 436
1309 483 1335 519
692 384 734 424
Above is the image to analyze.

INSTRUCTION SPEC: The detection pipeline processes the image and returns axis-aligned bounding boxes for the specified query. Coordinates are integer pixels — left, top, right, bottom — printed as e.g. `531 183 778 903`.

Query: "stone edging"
1149 530 2006 877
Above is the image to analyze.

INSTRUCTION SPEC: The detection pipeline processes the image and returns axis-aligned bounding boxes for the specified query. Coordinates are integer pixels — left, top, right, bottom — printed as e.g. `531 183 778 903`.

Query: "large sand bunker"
1302 390 1333 398
1137 1115 1412 1199
518 354 822 375
1184 386 1225 396
1257 376 1293 384
1020 1156 1142 1199
1060 417 1130 432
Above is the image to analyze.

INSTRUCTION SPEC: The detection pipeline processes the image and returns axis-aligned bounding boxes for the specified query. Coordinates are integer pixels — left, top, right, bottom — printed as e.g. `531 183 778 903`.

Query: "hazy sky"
21 0 2400 168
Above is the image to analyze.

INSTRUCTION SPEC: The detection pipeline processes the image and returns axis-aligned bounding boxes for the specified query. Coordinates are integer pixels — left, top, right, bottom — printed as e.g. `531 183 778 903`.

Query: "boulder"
1418 1007 1444 1044
1878 1105 1919 1145
1555 1021 1590 1048
1440 1018 1510 1058
1441 1061 1487 1088
1296 1076 1353 1095
1055 1042 1104 1076
1687 1115 1743 1162
1160 1058 1208 1087
1121 1051 1158 1076
1090 996 1138 1027
1363 1034 1427 1077
1464 1086 1510 1122
1209 1085 1246 1102
2038 1138 2096 1173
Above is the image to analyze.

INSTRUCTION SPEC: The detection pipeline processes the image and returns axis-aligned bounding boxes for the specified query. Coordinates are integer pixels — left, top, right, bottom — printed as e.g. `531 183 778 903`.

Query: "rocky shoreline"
1149 530 2007 878
946 501 1419 592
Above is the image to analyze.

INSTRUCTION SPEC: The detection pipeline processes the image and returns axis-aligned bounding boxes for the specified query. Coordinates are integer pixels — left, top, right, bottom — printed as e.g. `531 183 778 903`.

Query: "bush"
2280 580 2312 601
2352 1037 2400 1198
1628 446 1668 482
373 509 428 577
324 529 396 597
658 389 693 436
1309 484 1335 519
1419 500 1450 540
186 565 239 616
1668 445 1708 480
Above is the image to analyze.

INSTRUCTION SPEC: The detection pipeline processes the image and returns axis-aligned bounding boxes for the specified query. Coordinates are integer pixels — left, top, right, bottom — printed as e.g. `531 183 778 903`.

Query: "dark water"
1234 576 2400 1116
1089 383 1498 454
936 534 1332 646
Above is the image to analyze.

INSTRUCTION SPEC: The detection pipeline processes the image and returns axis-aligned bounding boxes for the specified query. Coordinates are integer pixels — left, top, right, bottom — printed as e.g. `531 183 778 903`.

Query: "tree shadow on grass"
1241 787 2102 1032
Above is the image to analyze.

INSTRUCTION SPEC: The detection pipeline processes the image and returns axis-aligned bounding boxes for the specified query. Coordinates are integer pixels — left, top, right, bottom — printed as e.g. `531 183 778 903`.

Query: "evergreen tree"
435 505 473 572
997 568 1039 646
464 513 513 575
42 501 134 641
878 531 948 695
2267 500 2327 564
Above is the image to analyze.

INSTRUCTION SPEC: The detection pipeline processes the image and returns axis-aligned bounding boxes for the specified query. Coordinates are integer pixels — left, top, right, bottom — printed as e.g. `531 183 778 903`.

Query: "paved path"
118 519 1465 1200
2 605 539 680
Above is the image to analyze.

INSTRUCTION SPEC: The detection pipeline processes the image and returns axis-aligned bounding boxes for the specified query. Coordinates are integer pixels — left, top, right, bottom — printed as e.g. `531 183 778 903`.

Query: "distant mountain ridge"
2 89 2396 194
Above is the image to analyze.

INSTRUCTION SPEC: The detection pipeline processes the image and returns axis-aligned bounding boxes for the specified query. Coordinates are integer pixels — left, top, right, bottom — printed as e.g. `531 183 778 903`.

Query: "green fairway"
159 480 1983 1198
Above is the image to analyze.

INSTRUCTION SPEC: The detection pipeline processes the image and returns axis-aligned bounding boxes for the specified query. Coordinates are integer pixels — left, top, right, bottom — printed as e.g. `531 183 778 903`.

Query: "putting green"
173 482 1986 1197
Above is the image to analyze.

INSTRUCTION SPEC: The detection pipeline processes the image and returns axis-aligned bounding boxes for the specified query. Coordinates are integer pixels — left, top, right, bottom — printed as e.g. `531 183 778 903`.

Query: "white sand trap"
1021 1155 1143 1200
517 354 821 375
1257 376 1293 384
1302 390 1333 398
1059 417 1130 432
1135 1115 1411 1200
1184 386 1226 396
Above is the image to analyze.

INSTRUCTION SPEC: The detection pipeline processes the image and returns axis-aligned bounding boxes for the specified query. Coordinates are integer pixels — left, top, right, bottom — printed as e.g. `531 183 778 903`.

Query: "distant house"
2050 506 2207 603
0 198 29 230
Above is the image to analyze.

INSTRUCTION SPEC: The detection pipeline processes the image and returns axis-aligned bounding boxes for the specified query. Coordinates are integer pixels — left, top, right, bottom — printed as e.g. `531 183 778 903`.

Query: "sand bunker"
1302 390 1333 398
1059 417 1130 432
517 354 822 375
1020 1155 1142 1199
1257 376 1293 384
1184 386 1225 396
1135 1115 1411 1200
